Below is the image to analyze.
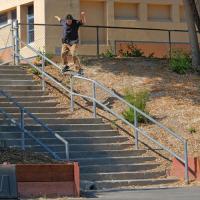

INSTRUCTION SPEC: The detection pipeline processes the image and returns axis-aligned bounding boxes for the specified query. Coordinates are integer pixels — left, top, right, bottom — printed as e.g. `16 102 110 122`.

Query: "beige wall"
0 0 197 57
80 0 106 44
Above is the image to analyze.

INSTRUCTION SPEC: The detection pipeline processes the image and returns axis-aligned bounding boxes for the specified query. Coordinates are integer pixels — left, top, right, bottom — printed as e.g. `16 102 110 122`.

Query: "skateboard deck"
63 69 84 76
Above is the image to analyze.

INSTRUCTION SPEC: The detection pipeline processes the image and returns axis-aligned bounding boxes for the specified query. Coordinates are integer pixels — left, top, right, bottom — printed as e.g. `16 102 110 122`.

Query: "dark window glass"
27 5 34 43
0 13 8 26
11 10 17 20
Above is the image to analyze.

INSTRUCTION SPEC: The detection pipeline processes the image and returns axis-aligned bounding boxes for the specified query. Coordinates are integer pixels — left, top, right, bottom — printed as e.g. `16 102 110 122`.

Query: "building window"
27 5 34 43
114 3 139 20
11 10 17 21
0 13 8 26
180 6 186 22
148 4 172 22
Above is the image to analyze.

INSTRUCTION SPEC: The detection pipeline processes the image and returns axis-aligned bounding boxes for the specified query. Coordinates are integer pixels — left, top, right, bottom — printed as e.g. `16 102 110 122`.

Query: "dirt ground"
28 56 200 182
0 147 60 164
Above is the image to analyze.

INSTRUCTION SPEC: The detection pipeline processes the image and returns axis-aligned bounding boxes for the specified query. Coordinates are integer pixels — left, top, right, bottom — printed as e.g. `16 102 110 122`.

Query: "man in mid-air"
55 12 86 75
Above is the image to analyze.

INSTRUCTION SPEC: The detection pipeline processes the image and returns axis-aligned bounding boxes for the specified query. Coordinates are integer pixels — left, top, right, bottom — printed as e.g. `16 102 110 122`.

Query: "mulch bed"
0 147 61 164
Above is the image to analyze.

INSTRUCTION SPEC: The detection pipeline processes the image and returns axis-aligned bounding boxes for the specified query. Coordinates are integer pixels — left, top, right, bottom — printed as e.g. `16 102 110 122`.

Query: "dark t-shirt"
60 19 83 44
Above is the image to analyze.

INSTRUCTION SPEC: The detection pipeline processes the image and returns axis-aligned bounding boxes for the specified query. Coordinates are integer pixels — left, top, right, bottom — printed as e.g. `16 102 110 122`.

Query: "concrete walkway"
86 187 200 200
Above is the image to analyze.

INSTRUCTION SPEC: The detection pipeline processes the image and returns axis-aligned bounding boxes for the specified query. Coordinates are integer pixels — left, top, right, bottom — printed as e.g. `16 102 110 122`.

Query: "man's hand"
54 16 61 22
80 11 86 24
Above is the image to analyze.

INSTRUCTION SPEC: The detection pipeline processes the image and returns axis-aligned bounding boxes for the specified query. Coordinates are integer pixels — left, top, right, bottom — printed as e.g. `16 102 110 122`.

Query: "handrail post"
168 30 172 59
92 82 97 118
134 109 139 149
20 108 25 150
13 20 20 65
184 140 189 184
65 142 69 161
11 21 16 65
70 77 74 112
96 26 100 58
42 56 45 91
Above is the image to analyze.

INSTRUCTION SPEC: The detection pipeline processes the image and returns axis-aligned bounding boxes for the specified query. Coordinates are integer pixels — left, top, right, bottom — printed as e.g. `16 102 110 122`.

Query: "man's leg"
61 44 70 67
70 44 82 71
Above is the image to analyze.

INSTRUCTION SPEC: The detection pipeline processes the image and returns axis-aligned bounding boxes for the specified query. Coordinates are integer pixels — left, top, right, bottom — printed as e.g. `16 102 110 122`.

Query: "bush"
169 49 191 74
30 67 41 75
35 50 54 65
102 49 115 58
120 43 144 57
122 89 150 123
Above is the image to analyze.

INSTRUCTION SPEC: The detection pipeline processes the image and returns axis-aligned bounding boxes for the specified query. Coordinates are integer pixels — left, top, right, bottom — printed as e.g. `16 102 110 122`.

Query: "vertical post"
134 109 139 149
70 77 74 112
92 82 97 118
96 26 100 58
42 56 45 91
20 108 25 150
168 30 172 59
14 20 20 65
184 140 189 184
11 21 16 65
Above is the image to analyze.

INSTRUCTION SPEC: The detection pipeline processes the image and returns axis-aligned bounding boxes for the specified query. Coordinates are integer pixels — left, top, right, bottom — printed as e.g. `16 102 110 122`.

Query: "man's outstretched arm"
80 12 86 24
54 16 61 22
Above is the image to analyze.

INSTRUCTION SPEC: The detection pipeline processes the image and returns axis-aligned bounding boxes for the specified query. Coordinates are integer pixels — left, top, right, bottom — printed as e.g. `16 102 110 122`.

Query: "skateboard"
62 69 84 77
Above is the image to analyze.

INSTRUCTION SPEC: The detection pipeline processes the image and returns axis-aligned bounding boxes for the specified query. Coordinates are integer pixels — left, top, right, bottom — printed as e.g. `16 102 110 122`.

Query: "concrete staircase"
0 65 178 190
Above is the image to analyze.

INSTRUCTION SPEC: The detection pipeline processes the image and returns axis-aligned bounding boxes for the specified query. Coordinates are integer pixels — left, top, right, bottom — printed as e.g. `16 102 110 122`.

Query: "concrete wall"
0 0 198 57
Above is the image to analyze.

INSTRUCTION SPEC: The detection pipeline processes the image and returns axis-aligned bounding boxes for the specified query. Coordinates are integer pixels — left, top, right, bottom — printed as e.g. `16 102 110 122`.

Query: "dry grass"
27 56 200 185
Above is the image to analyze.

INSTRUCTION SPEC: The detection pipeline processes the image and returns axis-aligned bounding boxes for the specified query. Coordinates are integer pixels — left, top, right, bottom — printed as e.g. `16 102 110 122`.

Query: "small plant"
169 49 191 74
102 49 115 58
30 67 41 75
148 52 155 59
122 89 150 123
120 43 144 57
35 49 54 65
188 127 197 134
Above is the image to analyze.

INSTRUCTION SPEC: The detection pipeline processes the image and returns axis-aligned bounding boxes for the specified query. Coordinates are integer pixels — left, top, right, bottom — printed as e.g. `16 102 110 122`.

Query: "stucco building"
0 0 193 57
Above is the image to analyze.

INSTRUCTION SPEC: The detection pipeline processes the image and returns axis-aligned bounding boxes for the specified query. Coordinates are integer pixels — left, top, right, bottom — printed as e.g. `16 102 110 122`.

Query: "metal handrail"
10 23 189 183
0 90 69 161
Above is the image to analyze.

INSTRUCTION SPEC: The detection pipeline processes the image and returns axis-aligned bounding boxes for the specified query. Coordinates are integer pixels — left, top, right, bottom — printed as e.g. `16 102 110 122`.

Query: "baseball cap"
65 14 73 20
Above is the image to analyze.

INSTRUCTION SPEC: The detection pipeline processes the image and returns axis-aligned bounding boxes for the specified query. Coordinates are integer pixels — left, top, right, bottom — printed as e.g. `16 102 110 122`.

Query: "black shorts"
62 39 79 46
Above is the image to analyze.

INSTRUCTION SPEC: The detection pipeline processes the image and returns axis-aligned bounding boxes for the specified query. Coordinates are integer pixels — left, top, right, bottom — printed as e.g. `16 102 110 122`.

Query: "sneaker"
78 69 84 76
61 65 70 74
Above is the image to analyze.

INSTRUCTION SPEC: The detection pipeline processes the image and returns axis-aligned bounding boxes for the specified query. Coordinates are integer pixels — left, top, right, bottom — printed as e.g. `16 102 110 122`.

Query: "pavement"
84 187 200 200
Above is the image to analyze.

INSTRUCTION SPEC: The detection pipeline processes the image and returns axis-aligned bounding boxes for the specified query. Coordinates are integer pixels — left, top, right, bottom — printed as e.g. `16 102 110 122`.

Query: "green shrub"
188 127 197 134
31 67 41 75
122 89 150 123
122 43 144 57
35 50 54 65
102 49 115 58
169 49 191 74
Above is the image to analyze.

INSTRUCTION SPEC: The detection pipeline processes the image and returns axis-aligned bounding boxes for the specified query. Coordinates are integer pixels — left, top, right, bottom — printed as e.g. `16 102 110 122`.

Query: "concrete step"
1 135 128 145
0 130 118 139
5 90 47 96
0 69 27 74
0 85 41 90
90 178 178 190
0 107 64 113
8 124 112 131
0 102 58 108
80 163 160 173
81 170 166 181
0 113 68 119
0 74 33 80
0 96 57 102
0 118 103 125
70 150 146 159
0 80 40 86
7 141 132 151
76 156 156 166
0 65 23 70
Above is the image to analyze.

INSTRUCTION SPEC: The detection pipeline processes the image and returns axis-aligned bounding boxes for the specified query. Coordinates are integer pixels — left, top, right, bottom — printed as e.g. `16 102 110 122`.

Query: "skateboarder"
55 12 86 75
